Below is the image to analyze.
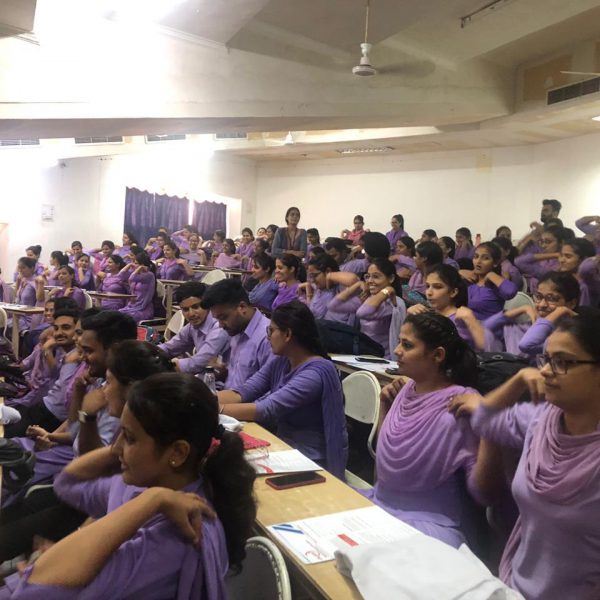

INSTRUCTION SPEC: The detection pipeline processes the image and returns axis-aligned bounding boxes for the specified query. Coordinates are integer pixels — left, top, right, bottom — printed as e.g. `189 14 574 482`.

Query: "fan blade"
377 59 436 77
560 71 600 77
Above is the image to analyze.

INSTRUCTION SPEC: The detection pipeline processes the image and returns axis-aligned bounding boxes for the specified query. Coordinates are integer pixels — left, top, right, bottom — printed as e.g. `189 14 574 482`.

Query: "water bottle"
203 367 217 396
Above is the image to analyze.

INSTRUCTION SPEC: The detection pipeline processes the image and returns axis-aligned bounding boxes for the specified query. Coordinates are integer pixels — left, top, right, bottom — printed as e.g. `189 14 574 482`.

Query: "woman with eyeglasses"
450 309 600 600
217 301 347 479
297 254 358 321
328 258 406 359
558 237 599 307
271 255 305 311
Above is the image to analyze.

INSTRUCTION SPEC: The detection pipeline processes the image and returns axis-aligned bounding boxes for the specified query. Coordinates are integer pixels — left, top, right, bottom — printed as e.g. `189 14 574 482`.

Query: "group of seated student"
0 197 598 598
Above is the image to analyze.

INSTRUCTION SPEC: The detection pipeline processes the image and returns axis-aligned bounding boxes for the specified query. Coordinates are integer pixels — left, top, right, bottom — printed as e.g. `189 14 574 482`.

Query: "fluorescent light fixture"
461 0 516 28
592 116 600 121
337 146 394 155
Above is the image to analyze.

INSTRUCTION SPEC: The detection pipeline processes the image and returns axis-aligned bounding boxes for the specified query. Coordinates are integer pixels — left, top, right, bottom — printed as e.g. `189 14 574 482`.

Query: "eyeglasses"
266 325 279 339
536 353 597 375
532 292 563 304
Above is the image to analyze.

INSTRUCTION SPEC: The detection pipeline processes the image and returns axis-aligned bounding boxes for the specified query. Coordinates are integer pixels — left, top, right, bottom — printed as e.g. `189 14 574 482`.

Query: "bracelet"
380 288 391 297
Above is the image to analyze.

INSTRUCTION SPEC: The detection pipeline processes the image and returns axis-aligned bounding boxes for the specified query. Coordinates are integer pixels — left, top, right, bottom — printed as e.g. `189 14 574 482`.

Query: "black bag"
475 352 530 395
316 319 385 357
0 438 36 491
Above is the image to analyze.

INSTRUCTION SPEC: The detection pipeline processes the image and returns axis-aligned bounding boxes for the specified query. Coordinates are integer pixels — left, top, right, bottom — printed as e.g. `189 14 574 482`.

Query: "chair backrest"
164 309 185 341
503 291 535 324
202 269 227 285
0 307 7 338
342 370 381 458
226 536 291 600
83 291 93 310
156 280 166 299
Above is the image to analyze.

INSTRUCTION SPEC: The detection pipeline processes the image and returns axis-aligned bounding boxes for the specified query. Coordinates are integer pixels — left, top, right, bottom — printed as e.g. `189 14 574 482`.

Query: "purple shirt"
12 345 63 409
120 271 155 322
340 258 369 276
484 312 532 358
408 270 426 295
158 313 229 374
454 245 475 261
514 252 559 282
517 318 553 357
467 279 517 321
42 358 80 420
75 268 96 291
501 259 523 291
213 254 242 270
0 473 228 599
180 251 205 267
248 278 278 311
53 287 86 311
305 286 336 319
356 298 406 359
578 257 600 307
363 380 480 548
223 309 272 390
11 276 37 331
238 356 347 478
576 217 600 253
472 403 600 600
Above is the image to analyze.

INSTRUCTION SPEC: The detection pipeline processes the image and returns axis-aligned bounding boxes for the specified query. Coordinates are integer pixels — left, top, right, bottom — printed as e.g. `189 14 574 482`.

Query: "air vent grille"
145 134 187 143
547 77 600 105
75 136 123 144
214 132 248 140
0 139 40 147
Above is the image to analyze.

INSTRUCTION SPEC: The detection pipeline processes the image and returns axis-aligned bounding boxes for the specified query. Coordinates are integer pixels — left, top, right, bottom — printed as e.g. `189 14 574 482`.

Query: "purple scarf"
272 282 300 310
377 380 479 491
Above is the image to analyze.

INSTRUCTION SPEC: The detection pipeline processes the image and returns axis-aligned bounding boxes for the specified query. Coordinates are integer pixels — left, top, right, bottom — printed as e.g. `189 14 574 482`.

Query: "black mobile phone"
355 356 389 364
385 367 401 375
265 471 326 490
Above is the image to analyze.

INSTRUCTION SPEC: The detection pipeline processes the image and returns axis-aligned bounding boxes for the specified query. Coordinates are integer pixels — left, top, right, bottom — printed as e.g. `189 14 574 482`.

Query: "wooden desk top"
87 292 136 299
158 279 186 286
0 303 45 315
244 423 368 600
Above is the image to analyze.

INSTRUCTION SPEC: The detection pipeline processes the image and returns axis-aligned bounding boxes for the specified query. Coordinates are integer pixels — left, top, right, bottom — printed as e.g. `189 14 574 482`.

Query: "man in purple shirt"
4 308 81 438
200 279 272 389
158 282 229 374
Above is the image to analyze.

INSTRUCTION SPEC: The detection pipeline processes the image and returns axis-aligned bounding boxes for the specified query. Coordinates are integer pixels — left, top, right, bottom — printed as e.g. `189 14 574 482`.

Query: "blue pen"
272 524 304 534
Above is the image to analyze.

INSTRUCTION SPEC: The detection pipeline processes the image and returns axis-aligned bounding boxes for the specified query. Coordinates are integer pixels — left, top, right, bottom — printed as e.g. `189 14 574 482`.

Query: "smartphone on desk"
355 356 389 364
265 471 326 491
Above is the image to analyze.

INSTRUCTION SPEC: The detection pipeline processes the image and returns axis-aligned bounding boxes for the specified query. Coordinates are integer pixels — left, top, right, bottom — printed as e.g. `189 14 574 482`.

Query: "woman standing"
364 312 481 548
0 373 256 598
341 215 369 244
95 255 130 310
11 258 38 332
452 311 600 600
119 252 156 322
271 207 307 259
218 301 347 479
385 214 408 251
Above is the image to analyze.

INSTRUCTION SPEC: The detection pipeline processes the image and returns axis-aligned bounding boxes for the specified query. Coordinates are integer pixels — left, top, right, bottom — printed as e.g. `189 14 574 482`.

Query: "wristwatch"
78 410 97 423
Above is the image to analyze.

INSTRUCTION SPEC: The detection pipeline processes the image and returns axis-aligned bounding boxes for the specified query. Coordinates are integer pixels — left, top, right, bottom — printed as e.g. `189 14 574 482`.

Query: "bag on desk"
316 319 385 357
475 352 530 396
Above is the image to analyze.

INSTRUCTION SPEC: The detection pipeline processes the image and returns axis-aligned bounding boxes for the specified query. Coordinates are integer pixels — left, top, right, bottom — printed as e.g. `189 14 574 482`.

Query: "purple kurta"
120 271 155 322
514 253 559 291
237 356 347 478
443 257 460 270
576 217 600 253
517 318 553 357
356 298 406 359
9 277 37 331
305 286 336 320
408 270 426 295
395 256 417 274
578 257 600 307
484 312 532 359
248 278 278 311
271 282 300 310
53 288 86 311
472 403 600 600
363 380 480 548
213 254 242 270
339 258 369 276
0 474 228 599
386 228 408 251
467 279 517 321
180 251 205 267
46 268 61 286
454 245 475 261
158 259 188 281
97 272 129 310
75 268 95 291
223 309 272 390
501 259 523 291
158 313 229 374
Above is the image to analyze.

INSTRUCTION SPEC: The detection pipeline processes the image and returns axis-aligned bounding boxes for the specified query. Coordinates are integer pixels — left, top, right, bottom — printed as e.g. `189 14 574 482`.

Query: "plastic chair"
0 307 7 338
82 291 93 310
343 370 381 459
164 310 185 341
202 269 227 285
226 536 292 600
503 291 535 324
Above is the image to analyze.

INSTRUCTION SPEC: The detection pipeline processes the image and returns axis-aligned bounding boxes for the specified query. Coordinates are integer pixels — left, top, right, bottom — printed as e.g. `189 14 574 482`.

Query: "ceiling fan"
352 0 435 78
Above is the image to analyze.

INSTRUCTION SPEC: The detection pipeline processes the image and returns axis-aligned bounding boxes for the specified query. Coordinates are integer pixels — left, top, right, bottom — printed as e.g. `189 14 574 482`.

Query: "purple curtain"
124 187 156 247
154 193 189 235
124 187 190 246
193 200 227 240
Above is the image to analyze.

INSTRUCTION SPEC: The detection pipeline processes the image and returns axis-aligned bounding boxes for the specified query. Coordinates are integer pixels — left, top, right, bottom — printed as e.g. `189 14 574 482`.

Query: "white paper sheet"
249 449 322 475
268 505 419 564
331 354 398 376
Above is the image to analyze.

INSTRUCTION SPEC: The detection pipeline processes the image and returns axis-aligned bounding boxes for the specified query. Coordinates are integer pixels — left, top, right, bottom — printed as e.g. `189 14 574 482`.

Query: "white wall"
0 149 257 276
255 132 600 241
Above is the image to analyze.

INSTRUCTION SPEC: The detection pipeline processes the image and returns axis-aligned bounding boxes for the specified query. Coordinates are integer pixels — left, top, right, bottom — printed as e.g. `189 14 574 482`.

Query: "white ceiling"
2 0 600 160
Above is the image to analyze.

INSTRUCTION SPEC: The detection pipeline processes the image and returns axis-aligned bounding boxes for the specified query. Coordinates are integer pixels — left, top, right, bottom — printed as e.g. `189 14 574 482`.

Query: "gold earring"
170 461 176 467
